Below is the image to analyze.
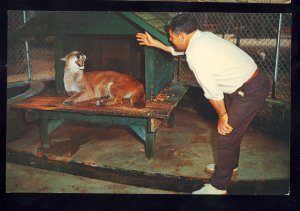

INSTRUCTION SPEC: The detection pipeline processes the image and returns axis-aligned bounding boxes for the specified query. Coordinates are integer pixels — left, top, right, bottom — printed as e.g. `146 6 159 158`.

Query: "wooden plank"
12 96 174 119
40 111 148 127
153 82 189 105
145 48 155 100
153 51 174 96
145 132 156 159
12 82 189 119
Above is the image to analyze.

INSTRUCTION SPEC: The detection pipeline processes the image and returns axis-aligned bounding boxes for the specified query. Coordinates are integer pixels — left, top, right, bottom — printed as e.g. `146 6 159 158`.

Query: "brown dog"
61 51 146 108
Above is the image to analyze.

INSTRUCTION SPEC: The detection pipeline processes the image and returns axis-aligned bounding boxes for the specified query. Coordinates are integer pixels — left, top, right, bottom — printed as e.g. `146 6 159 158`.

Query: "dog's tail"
131 83 146 108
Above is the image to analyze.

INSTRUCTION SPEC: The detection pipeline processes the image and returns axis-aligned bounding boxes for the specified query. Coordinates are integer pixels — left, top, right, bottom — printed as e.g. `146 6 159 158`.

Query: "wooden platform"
12 82 188 159
14 94 173 119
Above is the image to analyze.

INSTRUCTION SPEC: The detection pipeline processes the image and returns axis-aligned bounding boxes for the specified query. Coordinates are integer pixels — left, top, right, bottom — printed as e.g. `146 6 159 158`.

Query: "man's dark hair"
166 14 198 35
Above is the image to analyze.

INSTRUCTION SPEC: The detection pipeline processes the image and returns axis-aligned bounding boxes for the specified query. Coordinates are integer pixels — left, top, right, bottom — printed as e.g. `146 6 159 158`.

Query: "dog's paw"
96 99 106 107
63 100 74 106
96 96 110 107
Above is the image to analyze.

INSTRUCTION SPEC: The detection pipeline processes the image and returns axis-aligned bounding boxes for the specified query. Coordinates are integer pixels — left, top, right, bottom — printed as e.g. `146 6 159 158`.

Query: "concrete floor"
6 162 178 194
6 107 290 194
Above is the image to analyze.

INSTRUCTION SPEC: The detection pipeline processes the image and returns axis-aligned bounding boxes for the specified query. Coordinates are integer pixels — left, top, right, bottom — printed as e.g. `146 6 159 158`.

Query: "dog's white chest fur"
64 70 83 93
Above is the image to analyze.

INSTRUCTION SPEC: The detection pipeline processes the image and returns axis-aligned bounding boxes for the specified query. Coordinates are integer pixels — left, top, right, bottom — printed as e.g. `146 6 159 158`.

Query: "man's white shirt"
170 30 257 100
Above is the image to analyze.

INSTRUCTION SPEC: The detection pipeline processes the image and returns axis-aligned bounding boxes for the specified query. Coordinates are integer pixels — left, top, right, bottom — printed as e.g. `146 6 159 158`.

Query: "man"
136 14 269 194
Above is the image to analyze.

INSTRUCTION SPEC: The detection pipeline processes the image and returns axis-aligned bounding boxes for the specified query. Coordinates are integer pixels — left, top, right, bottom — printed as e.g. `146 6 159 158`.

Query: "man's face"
168 30 187 51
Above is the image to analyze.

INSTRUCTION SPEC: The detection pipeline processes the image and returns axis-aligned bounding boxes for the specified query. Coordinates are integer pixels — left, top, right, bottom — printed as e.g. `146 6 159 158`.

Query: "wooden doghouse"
13 12 188 158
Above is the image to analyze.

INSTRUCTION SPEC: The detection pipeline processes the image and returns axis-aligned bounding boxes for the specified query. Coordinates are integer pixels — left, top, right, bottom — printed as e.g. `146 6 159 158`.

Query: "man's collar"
185 29 200 54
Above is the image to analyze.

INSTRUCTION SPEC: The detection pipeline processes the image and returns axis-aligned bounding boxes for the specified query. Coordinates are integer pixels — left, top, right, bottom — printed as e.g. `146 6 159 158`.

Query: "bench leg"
145 132 156 159
40 117 50 149
166 111 175 128
39 117 64 149
129 125 156 159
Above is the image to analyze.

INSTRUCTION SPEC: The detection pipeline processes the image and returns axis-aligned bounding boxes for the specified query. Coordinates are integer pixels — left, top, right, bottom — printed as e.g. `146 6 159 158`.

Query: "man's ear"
180 32 186 41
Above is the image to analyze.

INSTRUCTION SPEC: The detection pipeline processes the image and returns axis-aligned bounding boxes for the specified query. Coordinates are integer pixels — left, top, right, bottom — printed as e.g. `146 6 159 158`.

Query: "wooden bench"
13 82 188 159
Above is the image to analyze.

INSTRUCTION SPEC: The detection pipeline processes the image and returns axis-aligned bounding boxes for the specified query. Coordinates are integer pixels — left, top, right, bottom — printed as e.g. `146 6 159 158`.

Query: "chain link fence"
174 13 291 101
7 12 291 102
7 11 55 83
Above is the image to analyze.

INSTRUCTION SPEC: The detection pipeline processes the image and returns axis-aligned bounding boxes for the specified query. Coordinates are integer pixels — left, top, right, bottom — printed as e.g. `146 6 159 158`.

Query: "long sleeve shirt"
169 30 257 100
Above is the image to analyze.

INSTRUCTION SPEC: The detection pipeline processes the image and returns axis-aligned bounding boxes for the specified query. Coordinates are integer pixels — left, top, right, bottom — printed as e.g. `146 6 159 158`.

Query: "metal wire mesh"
174 13 291 101
7 11 55 83
7 11 291 101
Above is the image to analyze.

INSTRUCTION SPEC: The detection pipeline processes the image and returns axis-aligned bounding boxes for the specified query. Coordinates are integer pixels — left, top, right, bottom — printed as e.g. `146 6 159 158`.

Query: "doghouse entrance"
64 35 145 83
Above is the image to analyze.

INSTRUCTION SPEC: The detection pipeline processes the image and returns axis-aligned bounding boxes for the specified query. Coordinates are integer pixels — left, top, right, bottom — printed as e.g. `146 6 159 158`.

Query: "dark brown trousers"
210 70 270 190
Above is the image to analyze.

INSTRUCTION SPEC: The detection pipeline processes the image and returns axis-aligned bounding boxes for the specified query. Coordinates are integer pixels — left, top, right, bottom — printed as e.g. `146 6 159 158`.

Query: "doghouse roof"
9 11 174 45
121 12 171 44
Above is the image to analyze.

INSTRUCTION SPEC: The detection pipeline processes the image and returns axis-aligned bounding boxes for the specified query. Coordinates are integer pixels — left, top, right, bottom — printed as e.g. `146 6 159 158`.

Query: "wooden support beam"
47 119 64 135
144 47 155 100
129 125 146 141
145 132 156 159
40 117 50 149
129 124 157 159
165 111 174 128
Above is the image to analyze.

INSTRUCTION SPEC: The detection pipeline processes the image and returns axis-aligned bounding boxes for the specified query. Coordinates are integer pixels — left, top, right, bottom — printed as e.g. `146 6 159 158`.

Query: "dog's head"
61 51 87 71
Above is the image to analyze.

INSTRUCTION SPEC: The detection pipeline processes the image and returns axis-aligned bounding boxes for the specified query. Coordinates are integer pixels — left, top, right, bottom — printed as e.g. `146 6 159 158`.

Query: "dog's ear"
60 57 66 61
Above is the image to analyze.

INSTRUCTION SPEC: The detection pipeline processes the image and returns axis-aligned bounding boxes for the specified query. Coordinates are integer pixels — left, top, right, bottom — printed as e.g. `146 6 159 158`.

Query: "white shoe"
205 163 239 175
192 184 227 195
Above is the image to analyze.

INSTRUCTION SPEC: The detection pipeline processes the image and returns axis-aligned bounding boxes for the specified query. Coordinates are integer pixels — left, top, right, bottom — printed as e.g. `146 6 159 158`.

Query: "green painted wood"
40 111 148 126
129 125 146 142
161 82 189 105
121 12 169 45
47 119 64 135
166 111 175 128
153 51 174 95
38 110 158 158
145 48 155 100
121 12 175 98
58 12 140 35
145 132 156 159
40 117 50 149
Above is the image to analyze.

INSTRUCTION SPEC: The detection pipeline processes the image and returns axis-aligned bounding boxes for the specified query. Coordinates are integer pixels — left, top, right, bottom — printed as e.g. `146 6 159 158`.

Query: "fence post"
23 11 31 81
272 13 282 99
